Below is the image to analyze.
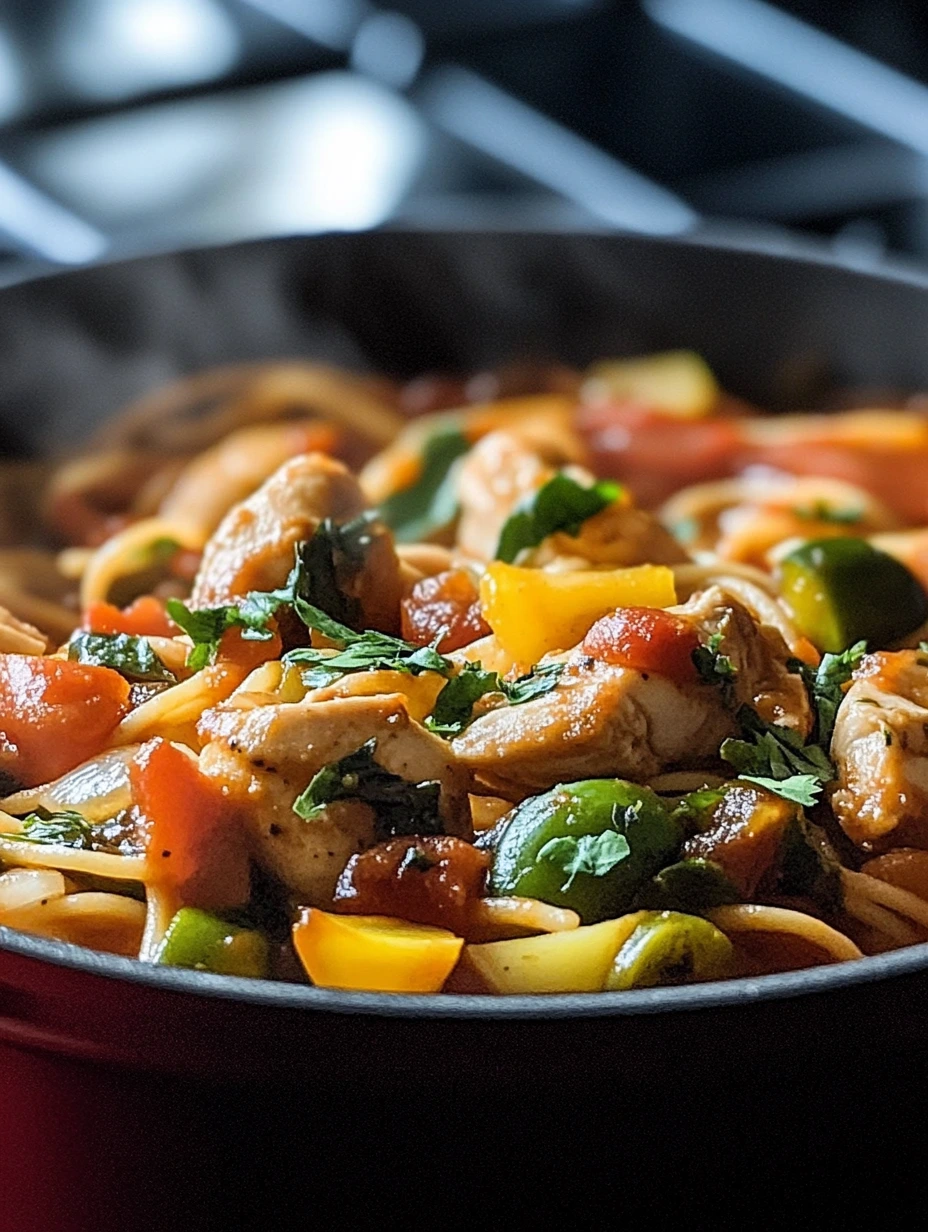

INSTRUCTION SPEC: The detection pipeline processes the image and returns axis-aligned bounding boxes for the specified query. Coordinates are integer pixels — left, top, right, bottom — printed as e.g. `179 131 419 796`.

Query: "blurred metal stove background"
0 0 928 275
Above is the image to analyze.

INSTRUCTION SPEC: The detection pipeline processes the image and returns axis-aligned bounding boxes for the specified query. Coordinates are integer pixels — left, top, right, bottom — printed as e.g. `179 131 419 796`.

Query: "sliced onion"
2 745 139 823
139 883 178 962
0 867 66 916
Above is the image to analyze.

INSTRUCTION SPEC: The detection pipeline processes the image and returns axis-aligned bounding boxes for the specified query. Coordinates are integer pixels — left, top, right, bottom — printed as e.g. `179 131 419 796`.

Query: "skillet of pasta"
3 349 928 995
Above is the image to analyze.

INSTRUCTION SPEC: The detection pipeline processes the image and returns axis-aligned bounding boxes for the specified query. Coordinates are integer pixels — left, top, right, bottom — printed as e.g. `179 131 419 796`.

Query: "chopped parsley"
720 705 833 805
167 524 396 671
692 631 737 703
284 626 452 689
495 474 622 563
166 594 285 670
293 739 443 842
68 632 177 683
425 661 565 738
537 829 631 892
736 773 824 807
425 662 504 737
790 640 867 748
503 661 565 704
378 426 471 543
8 807 96 849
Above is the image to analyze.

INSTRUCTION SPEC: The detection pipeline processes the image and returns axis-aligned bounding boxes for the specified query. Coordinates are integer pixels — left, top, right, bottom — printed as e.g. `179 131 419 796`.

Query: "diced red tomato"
84 595 177 638
401 569 490 653
578 400 928 525
577 402 744 506
131 737 250 911
741 438 928 526
333 835 490 935
582 606 700 684
0 655 131 787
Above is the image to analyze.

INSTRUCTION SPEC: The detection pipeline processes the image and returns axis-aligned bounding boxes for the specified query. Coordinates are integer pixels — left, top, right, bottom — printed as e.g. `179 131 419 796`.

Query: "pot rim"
3 922 928 1018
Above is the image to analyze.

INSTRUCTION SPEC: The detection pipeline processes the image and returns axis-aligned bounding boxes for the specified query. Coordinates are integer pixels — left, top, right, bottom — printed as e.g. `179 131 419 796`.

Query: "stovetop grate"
1 0 927 274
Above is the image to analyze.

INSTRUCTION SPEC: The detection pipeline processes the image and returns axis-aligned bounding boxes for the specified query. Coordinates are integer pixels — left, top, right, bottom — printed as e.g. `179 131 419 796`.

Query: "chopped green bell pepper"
634 858 740 913
154 907 270 978
486 780 681 924
606 910 734 990
779 537 928 652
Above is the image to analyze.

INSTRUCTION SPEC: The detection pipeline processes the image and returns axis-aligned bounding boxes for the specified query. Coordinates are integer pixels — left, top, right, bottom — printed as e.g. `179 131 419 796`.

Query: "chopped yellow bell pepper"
462 912 648 994
581 350 719 418
479 561 677 666
292 908 463 993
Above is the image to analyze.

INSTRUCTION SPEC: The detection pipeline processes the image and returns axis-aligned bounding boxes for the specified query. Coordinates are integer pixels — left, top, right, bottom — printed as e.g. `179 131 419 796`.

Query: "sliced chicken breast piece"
190 451 405 632
452 587 810 794
672 586 813 735
191 452 364 607
454 429 686 568
831 650 928 850
451 657 734 793
455 430 556 561
198 692 472 903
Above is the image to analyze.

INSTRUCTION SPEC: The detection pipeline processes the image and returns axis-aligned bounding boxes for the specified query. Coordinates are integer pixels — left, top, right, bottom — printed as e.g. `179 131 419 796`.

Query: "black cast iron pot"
2 230 928 1228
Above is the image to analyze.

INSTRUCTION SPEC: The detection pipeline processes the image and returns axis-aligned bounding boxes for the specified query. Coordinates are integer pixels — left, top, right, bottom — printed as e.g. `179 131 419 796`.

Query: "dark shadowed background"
0 0 928 276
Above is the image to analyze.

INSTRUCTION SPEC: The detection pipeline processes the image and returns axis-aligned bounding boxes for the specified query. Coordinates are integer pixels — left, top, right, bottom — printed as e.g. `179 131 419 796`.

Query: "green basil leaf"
379 427 471 543
495 474 622 563
293 739 444 842
68 632 177 683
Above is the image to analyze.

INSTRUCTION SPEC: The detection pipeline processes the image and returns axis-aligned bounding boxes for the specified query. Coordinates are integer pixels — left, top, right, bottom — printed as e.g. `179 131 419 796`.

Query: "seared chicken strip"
673 586 812 734
831 650 928 850
190 452 404 632
455 429 687 567
452 657 734 794
452 587 810 793
455 430 558 561
159 421 338 538
198 692 472 902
